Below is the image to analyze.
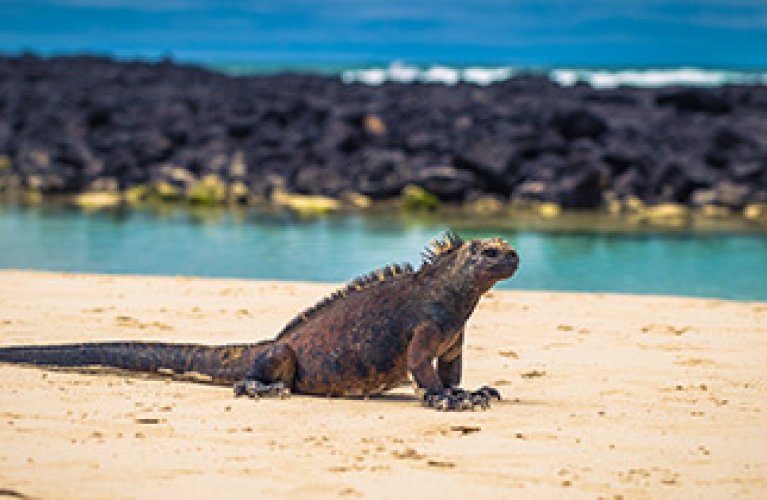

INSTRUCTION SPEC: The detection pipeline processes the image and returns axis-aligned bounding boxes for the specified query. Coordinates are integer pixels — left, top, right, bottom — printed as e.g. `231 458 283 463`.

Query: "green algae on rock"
401 185 439 211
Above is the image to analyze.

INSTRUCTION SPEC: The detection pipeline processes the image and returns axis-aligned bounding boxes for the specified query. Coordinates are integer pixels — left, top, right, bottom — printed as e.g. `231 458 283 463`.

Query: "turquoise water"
1 205 766 301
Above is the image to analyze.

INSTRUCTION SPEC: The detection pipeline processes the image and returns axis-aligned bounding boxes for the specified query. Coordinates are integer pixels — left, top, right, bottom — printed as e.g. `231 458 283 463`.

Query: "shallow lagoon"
1 204 765 301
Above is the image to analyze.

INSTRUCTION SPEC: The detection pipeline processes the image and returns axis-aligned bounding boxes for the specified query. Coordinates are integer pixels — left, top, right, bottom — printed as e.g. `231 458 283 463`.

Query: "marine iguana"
0 231 519 411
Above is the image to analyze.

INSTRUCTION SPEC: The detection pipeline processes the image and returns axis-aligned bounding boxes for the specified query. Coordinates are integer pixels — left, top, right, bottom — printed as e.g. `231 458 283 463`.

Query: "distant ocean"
5 0 767 81
211 61 767 88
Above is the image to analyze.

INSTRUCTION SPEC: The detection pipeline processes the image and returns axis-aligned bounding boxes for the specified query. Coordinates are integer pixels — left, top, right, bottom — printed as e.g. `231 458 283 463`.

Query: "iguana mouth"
492 245 519 279
504 250 520 275
509 248 520 270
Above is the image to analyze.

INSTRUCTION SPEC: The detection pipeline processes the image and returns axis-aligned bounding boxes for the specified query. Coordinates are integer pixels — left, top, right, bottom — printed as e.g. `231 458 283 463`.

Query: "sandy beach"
0 270 765 499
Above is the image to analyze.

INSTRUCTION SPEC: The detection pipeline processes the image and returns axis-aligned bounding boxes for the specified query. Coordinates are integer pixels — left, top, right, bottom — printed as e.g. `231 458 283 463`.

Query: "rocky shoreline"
1 54 766 219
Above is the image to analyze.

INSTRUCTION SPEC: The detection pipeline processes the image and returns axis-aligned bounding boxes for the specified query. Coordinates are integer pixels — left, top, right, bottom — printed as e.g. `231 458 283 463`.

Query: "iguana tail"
0 341 269 385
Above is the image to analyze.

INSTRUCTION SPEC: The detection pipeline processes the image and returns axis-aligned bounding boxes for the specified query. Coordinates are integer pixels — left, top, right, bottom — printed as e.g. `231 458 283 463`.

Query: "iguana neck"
419 265 486 325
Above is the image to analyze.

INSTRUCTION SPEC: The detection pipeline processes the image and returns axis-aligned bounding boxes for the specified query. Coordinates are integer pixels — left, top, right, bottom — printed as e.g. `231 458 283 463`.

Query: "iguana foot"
233 380 291 399
422 386 501 411
475 385 502 401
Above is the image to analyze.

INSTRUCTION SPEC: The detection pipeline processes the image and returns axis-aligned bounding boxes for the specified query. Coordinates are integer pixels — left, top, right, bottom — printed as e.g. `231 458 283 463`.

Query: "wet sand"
1 271 766 499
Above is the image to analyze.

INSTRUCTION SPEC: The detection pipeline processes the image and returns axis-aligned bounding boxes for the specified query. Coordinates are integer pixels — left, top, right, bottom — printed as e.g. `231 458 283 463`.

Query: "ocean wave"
341 62 766 88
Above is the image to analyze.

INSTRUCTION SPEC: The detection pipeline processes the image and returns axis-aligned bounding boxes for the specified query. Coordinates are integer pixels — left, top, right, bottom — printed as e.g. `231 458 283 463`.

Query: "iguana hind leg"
234 343 296 399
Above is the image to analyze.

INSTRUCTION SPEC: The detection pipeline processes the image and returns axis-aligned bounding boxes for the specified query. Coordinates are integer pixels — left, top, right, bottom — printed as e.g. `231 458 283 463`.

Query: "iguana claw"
475 385 502 401
234 380 291 399
422 386 501 411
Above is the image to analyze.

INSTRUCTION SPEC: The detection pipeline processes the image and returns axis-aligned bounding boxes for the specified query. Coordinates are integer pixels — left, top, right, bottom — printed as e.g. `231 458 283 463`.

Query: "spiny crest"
420 230 464 266
277 262 414 337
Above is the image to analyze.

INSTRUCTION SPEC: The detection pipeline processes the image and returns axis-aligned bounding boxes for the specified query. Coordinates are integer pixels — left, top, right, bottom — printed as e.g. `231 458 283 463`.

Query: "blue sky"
1 0 766 67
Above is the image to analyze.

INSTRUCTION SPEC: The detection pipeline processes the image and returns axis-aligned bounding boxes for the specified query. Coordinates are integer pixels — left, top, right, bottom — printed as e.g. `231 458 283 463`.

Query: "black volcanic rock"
453 138 518 190
656 88 732 114
550 109 608 140
552 167 605 208
0 54 766 208
415 166 478 201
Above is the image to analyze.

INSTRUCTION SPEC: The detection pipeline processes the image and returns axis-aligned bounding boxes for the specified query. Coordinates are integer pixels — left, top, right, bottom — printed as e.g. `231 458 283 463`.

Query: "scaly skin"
0 232 519 411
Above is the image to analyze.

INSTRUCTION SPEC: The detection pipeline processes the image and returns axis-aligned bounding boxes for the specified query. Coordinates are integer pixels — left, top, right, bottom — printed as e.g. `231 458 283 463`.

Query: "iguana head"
453 237 519 292
420 231 519 293
464 237 519 280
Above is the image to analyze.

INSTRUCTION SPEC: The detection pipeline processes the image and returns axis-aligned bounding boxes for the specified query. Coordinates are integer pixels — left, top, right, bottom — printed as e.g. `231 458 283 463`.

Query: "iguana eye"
482 248 499 258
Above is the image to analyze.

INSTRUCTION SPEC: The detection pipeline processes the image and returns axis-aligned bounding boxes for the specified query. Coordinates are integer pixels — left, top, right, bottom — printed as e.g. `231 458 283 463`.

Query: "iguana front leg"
408 323 500 411
437 329 463 388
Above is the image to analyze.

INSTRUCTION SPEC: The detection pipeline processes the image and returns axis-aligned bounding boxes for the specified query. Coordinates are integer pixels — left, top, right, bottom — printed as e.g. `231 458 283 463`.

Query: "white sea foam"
422 65 460 85
341 63 766 88
388 61 419 83
549 67 761 88
342 67 387 85
462 66 514 86
342 62 515 86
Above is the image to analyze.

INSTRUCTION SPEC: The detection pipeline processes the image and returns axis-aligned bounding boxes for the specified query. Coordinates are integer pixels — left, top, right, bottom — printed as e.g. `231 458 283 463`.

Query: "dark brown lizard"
0 231 519 411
